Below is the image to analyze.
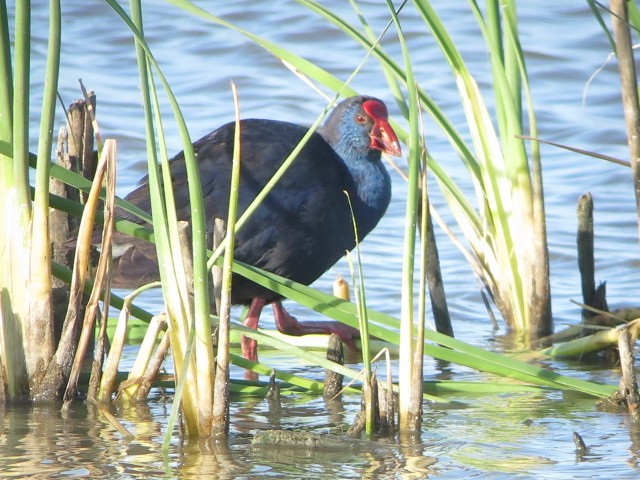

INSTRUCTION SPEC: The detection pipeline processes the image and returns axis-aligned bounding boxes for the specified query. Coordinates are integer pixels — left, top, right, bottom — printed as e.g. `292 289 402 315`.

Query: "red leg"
241 297 266 380
271 300 360 350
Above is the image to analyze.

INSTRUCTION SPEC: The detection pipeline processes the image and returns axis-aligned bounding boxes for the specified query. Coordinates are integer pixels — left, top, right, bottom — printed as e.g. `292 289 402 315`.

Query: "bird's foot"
272 301 360 351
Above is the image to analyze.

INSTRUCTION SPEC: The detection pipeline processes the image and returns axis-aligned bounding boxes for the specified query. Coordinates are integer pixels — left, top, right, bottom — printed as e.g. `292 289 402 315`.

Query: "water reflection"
175 441 247 479
0 402 441 478
0 390 639 478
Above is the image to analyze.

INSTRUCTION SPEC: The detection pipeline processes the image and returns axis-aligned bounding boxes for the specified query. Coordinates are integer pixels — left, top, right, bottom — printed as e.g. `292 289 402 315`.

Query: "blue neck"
331 145 392 238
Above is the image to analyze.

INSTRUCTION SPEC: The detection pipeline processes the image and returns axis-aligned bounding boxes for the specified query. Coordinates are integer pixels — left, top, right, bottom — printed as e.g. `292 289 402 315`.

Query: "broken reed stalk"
98 293 132 401
211 218 225 315
347 373 384 438
67 94 97 201
266 370 281 411
89 233 114 401
89 298 109 400
576 192 609 321
50 128 77 340
135 326 171 401
377 375 394 436
324 335 345 401
617 325 640 413
116 310 166 402
610 0 640 236
37 139 104 401
384 349 396 435
36 95 98 402
62 139 117 411
50 95 96 344
577 193 596 320
323 277 348 400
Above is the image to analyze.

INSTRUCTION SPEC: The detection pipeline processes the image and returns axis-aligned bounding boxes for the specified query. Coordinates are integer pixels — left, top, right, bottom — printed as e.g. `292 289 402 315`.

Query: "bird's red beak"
370 120 402 157
363 99 402 157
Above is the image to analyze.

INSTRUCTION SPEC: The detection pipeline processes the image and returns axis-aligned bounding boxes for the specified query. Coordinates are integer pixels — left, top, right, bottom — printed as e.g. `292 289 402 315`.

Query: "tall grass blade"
109 0 216 436
385 0 425 435
126 0 202 436
0 0 12 140
11 0 30 211
29 0 61 391
0 0 31 400
231 261 615 398
212 82 243 437
610 0 640 239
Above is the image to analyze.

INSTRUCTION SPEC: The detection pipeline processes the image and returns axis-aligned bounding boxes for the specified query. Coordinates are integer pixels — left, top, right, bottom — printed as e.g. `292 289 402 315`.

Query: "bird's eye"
355 114 368 124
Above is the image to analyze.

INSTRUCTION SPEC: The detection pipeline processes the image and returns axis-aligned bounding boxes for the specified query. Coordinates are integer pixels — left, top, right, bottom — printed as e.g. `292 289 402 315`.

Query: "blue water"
3 0 640 478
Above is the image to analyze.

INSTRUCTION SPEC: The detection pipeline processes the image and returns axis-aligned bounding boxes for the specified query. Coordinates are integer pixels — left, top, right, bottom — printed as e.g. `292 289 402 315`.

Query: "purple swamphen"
107 95 401 369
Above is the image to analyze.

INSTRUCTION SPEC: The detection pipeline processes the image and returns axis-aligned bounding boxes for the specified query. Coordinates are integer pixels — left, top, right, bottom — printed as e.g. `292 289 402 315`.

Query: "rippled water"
4 0 640 478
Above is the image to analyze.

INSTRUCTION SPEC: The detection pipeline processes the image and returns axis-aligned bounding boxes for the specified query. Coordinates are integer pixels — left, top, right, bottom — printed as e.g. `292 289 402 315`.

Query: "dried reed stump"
617 326 640 413
51 95 97 342
597 324 640 414
323 334 344 401
576 193 608 321
266 370 281 412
